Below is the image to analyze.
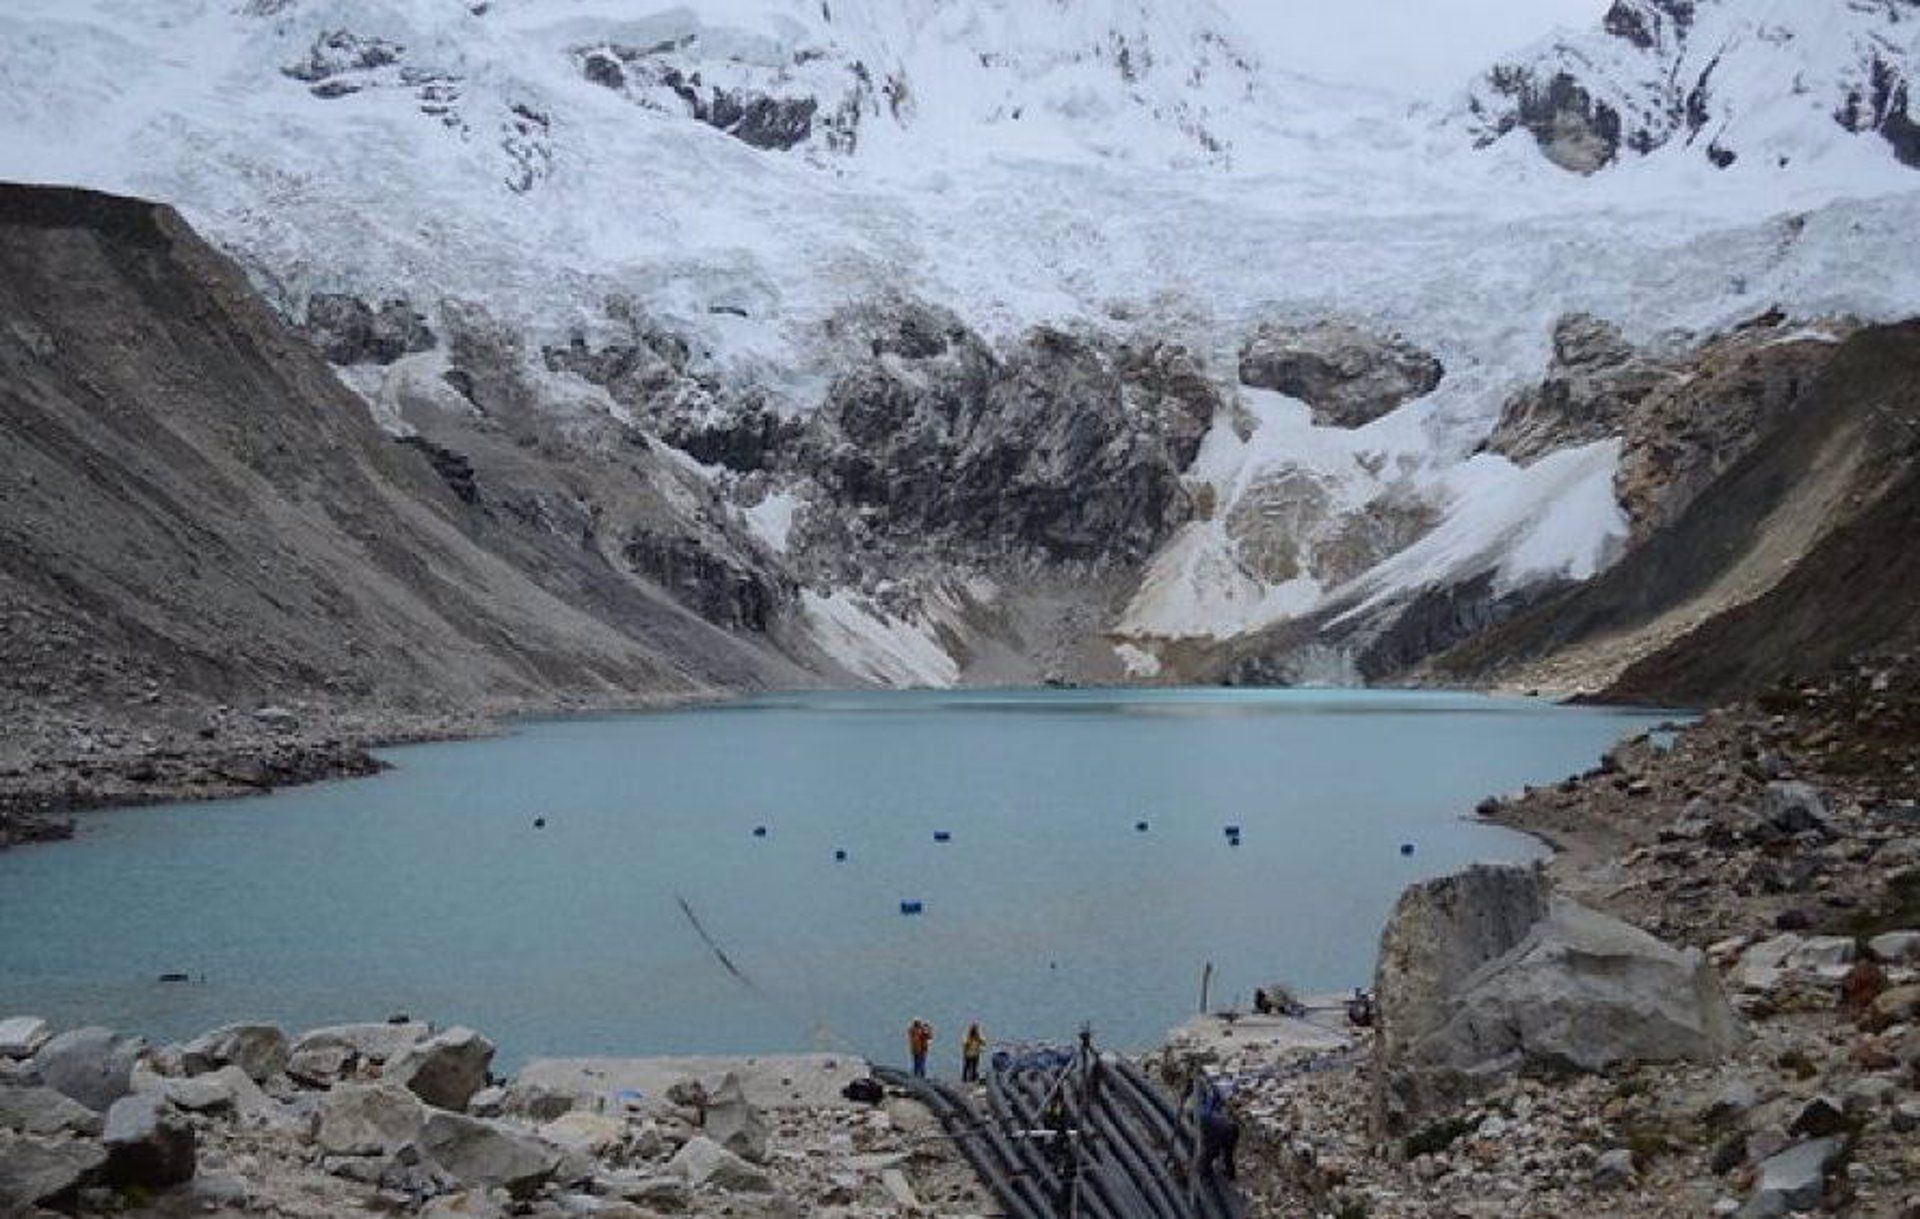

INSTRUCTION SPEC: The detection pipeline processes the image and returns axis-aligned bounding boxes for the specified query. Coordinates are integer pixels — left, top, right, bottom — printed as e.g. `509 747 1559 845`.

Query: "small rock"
667 1135 773 1193
317 1083 427 1156
1891 1100 1920 1133
1740 1136 1845 1217
880 1167 921 1208
0 1016 52 1059
287 1042 356 1087
1787 1095 1847 1138
1868 930 1920 965
702 1071 769 1163
1759 782 1829 835
180 1023 290 1082
387 1026 495 1112
103 1092 197 1188
539 1110 627 1157
253 705 300 732
159 1073 237 1114
1843 1075 1899 1112
595 1171 692 1210
419 1190 508 1219
0 1085 106 1136
1703 1077 1761 1125
1872 984 1920 1025
1593 1148 1636 1189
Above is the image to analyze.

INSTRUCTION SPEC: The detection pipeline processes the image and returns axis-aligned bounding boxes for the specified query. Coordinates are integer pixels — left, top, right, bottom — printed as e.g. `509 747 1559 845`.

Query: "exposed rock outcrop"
806 321 1215 567
1432 320 1917 704
0 183 811 815
1485 314 1672 464
301 294 435 365
1374 865 1740 1137
1237 321 1444 428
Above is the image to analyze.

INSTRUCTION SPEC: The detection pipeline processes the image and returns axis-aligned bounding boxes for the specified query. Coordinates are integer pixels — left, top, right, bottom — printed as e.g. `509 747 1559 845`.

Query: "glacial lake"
0 689 1671 1070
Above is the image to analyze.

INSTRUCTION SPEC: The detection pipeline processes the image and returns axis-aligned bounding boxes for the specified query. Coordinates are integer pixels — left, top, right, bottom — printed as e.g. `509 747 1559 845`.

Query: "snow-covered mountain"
2 0 1917 691
1465 0 1920 174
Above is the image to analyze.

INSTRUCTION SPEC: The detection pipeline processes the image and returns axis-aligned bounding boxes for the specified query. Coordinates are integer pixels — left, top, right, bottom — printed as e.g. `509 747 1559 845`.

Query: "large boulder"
1237 321 1444 428
179 1023 290 1082
317 1083 427 1156
702 1071 769 1163
293 1021 432 1065
0 1137 107 1212
0 1016 51 1059
1373 865 1740 1136
385 1026 495 1112
667 1135 774 1193
103 1093 197 1189
0 1085 106 1136
288 1020 431 1086
32 1027 143 1112
418 1111 562 1196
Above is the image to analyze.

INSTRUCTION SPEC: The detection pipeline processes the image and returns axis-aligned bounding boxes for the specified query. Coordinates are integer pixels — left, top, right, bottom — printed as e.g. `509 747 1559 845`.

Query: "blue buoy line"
933 830 952 842
900 900 925 915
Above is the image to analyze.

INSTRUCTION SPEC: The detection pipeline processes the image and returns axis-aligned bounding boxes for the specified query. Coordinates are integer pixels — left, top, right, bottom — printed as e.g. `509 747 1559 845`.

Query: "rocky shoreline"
0 690 719 853
0 1017 989 1219
1151 652 1920 1218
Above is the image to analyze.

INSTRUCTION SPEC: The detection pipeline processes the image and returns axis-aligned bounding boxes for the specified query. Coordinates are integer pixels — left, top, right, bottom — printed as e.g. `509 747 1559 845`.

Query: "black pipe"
875 1067 1045 1219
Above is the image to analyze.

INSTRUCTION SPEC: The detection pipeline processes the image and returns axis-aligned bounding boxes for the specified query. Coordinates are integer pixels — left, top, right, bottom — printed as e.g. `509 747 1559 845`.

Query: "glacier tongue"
1 0 1918 685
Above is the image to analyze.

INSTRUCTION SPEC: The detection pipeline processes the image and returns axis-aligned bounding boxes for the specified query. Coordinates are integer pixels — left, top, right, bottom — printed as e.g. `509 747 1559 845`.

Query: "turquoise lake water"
0 688 1669 1069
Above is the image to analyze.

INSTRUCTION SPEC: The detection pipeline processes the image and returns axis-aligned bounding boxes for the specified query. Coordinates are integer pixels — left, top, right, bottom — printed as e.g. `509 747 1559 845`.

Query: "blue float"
899 900 924 915
1135 820 1149 832
752 826 768 838
933 831 952 843
834 849 848 861
1400 842 1416 856
1223 825 1241 837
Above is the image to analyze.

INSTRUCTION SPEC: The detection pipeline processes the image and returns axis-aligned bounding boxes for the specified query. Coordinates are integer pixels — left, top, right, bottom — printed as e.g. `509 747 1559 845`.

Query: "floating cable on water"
671 893 866 1059
674 893 767 997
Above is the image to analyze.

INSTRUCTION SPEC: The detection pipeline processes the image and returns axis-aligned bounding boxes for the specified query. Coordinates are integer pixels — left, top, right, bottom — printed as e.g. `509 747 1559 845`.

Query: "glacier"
2 0 1916 686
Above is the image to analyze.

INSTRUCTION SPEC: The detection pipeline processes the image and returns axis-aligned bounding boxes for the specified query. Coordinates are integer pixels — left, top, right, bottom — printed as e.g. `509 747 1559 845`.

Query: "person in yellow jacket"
961 1022 986 1083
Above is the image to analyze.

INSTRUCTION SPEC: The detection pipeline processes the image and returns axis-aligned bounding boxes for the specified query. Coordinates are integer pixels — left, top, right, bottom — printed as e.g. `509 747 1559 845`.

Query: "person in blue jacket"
1195 1075 1240 1181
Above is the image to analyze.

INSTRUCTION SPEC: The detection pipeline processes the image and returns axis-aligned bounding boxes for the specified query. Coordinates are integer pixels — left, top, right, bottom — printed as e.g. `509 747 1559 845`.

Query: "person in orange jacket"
961 1022 986 1082
907 1018 932 1077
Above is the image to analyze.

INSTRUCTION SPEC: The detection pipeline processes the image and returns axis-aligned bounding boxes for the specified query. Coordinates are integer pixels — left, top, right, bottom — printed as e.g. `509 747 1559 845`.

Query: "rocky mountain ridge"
0 0 1918 735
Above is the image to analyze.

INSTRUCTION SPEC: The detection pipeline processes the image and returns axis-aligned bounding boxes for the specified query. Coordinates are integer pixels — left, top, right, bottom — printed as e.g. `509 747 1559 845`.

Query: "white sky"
1226 0 1613 92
